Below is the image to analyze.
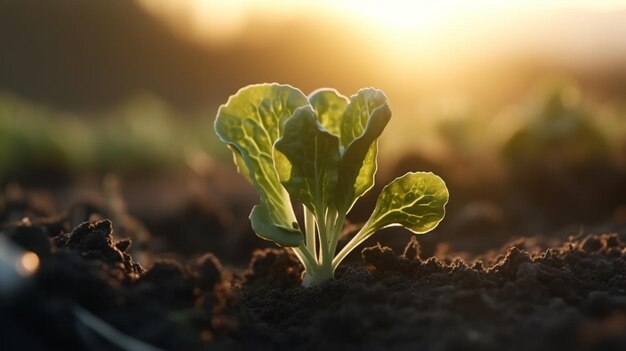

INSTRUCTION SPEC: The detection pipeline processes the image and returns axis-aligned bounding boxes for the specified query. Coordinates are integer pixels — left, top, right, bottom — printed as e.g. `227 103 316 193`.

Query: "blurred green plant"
0 92 227 182
500 83 626 225
503 84 610 168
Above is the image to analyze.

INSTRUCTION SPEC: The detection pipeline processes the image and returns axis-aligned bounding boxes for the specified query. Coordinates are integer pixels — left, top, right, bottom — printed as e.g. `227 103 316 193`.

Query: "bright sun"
345 0 453 32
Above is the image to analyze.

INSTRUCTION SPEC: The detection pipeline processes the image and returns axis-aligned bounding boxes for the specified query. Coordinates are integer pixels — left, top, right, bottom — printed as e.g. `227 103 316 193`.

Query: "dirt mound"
2 218 626 350
237 233 626 351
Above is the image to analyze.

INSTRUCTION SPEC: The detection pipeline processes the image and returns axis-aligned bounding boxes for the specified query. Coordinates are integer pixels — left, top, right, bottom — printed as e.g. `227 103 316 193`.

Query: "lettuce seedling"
215 84 448 286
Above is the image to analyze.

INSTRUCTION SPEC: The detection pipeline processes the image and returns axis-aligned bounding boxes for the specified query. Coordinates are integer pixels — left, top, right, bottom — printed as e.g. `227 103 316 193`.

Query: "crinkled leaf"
229 145 252 183
249 204 302 247
336 89 391 212
308 89 348 137
364 172 448 235
214 83 308 246
340 88 388 147
274 106 341 215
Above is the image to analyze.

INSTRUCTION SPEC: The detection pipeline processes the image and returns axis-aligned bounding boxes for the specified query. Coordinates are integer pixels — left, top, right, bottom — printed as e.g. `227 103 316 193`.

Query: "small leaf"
365 172 448 235
250 204 302 247
308 89 348 137
214 83 308 246
340 88 389 148
336 89 391 212
274 106 341 215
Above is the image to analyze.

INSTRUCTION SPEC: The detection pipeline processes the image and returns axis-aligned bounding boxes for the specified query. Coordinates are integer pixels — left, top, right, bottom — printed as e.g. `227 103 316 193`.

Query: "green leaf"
214 83 308 246
249 204 302 247
229 145 252 183
308 89 348 137
340 88 389 147
364 172 448 235
274 106 341 215
336 89 391 212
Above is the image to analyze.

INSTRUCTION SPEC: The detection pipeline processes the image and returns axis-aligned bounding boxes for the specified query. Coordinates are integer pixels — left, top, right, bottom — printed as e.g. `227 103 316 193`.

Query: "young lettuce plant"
214 84 448 286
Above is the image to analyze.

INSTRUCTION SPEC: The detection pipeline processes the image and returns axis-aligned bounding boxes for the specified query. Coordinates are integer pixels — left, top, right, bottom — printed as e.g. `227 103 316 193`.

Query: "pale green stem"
327 210 345 258
303 204 317 262
324 210 335 246
311 203 333 279
316 212 331 268
332 222 376 270
292 244 318 274
299 205 348 286
300 211 333 287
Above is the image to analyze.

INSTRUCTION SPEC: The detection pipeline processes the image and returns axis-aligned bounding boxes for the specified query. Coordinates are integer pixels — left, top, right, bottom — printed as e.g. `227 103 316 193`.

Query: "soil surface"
2 209 626 351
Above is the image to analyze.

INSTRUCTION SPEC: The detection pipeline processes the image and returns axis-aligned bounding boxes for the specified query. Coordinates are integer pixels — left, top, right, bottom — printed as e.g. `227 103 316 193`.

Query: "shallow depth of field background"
1 0 626 263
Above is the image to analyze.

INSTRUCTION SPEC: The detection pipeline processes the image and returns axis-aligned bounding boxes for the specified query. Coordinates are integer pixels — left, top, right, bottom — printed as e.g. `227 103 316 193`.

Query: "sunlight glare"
137 0 626 59
345 0 452 32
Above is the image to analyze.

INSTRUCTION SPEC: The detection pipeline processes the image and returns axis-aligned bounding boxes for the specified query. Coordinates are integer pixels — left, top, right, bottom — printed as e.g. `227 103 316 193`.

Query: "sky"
3 0 626 112
138 0 626 58
137 0 626 94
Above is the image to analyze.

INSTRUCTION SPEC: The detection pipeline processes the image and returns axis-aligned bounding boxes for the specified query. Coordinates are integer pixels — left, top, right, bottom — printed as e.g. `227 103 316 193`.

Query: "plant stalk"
332 222 375 270
299 204 337 286
303 205 317 262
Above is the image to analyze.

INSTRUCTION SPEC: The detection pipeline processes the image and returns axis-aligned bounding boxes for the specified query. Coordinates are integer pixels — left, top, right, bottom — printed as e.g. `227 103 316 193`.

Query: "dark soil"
3 212 626 351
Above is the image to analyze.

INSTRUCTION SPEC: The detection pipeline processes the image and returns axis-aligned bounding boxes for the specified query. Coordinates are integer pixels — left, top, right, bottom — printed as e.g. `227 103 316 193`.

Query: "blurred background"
1 0 625 264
